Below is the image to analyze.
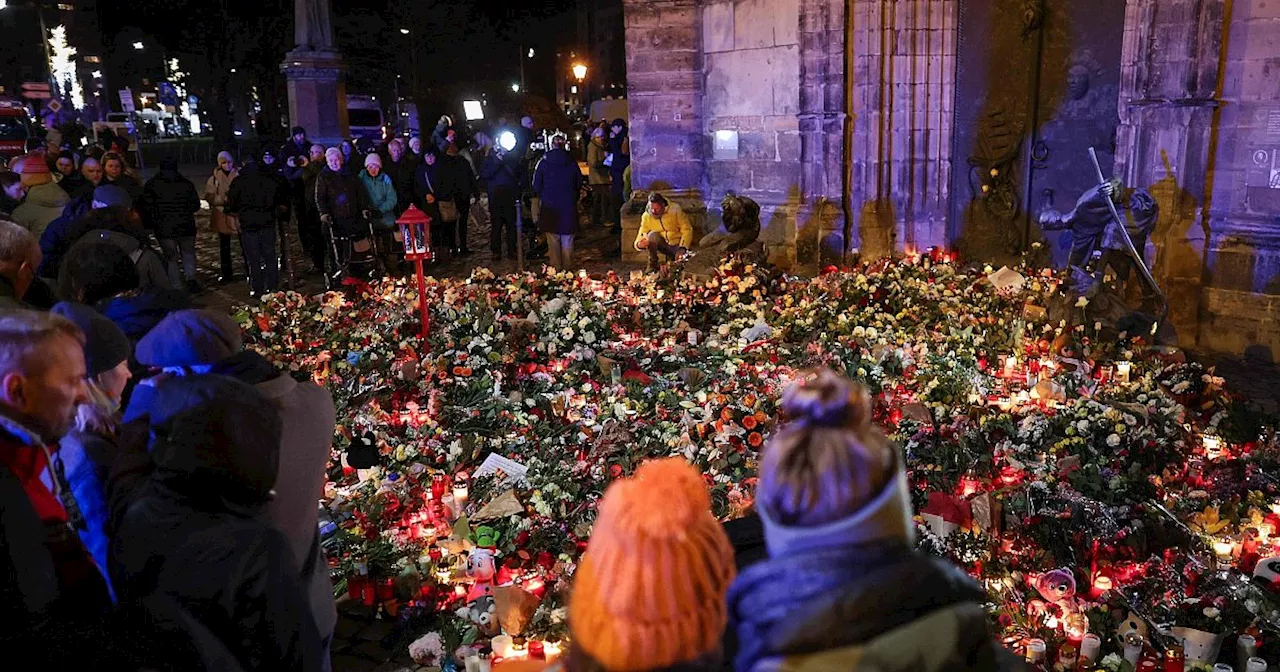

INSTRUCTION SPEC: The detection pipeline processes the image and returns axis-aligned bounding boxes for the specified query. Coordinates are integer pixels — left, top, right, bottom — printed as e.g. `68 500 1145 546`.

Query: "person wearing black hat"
48 301 133 601
139 157 201 293
38 184 142 280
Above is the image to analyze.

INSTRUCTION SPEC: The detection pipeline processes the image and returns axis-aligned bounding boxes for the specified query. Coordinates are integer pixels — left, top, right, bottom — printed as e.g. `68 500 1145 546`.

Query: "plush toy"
346 430 381 469
1253 555 1280 592
468 595 498 636
472 525 500 549
1115 610 1149 646
465 547 497 603
1028 568 1079 623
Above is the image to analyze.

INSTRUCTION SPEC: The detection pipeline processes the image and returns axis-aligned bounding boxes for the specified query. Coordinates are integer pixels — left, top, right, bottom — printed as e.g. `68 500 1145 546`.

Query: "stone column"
797 0 849 266
281 0 349 147
1113 0 1225 348
848 0 957 258
620 0 707 263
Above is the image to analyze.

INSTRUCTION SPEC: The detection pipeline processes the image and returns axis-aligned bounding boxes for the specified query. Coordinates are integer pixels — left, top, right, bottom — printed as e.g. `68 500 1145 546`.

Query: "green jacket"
359 170 398 230
586 140 610 185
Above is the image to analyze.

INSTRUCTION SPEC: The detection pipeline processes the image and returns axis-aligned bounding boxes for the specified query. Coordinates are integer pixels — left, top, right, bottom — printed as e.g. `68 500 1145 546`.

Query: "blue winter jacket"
359 170 398 231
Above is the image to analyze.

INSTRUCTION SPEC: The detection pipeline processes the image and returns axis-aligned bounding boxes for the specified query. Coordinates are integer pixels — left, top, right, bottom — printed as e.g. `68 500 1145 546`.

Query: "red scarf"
0 437 68 524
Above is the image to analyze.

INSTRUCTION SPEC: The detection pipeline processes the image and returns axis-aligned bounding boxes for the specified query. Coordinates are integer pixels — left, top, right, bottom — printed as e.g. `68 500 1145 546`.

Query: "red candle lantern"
396 204 433 339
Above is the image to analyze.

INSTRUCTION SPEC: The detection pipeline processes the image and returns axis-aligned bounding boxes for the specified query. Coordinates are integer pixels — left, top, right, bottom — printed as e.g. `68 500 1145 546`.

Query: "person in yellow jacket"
634 192 692 271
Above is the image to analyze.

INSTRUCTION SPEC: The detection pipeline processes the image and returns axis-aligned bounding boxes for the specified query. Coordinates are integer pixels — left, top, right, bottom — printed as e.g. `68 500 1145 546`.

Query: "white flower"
1106 433 1121 447
1203 607 1221 619
583 331 597 344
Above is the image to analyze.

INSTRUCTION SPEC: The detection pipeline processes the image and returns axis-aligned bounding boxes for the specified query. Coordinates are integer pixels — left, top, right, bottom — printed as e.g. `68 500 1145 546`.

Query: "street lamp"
133 41 144 50
511 83 520 93
400 28 409 35
572 63 589 116
572 63 587 81
527 48 534 58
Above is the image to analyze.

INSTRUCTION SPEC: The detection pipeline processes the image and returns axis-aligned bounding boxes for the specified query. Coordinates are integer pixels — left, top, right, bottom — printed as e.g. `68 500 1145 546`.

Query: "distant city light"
511 83 520 93
400 28 409 35
133 41 144 50
571 86 577 94
527 48 535 58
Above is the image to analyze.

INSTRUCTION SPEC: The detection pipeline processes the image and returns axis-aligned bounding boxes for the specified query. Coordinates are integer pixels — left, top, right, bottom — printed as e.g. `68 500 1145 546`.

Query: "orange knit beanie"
568 458 735 671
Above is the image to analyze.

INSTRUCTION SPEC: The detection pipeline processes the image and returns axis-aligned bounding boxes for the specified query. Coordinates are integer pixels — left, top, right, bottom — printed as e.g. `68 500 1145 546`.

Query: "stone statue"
295 0 335 51
699 192 762 256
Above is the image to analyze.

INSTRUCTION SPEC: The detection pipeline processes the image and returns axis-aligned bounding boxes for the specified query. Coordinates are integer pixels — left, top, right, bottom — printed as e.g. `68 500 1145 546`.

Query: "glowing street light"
133 41 144 50
527 48 535 58
511 82 520 93
400 28 410 35
572 63 587 81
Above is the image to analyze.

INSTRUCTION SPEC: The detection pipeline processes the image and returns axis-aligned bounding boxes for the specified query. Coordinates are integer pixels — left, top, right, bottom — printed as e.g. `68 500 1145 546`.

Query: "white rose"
1106 433 1121 447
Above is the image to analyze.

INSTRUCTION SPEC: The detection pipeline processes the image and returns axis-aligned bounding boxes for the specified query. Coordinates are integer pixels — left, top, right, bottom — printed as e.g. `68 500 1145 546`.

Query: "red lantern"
396 204 433 339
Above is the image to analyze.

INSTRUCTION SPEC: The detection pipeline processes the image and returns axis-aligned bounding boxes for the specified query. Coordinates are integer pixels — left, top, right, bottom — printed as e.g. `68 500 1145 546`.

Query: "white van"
346 95 386 143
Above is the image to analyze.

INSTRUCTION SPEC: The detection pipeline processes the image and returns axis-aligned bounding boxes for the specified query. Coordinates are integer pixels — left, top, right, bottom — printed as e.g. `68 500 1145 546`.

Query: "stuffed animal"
465 547 497 603
1115 610 1149 646
468 595 498 636
346 430 381 469
1028 568 1079 622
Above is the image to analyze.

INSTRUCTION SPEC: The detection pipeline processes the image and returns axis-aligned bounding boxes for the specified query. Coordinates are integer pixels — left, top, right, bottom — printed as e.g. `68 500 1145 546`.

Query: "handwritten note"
473 453 530 486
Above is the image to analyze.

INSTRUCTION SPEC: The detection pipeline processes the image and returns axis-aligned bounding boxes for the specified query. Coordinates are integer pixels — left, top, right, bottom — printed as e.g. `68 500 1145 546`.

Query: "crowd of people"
0 113 637 301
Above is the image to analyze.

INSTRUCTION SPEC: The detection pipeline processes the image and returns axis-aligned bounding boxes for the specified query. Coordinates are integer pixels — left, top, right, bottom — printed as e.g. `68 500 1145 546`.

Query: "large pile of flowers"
242 254 1280 670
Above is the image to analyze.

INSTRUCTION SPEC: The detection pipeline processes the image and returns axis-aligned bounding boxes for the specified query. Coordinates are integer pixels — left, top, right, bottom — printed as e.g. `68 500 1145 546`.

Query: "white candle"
543 641 563 662
1203 435 1223 459
1080 633 1101 662
1003 355 1018 377
492 634 514 659
1116 361 1132 383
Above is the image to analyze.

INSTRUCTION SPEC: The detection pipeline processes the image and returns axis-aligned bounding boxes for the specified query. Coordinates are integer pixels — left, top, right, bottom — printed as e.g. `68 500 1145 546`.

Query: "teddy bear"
467 595 499 637
1115 610 1149 646
1028 568 1080 624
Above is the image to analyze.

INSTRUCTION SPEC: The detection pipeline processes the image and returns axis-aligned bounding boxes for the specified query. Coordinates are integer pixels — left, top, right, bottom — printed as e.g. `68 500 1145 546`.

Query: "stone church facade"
621 0 1280 354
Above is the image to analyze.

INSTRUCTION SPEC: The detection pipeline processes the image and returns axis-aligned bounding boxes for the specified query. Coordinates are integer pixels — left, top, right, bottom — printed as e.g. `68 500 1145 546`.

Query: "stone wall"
1200 0 1280 354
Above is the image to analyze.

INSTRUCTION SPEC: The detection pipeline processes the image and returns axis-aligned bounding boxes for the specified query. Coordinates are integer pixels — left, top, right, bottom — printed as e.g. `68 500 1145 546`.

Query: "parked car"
0 100 33 166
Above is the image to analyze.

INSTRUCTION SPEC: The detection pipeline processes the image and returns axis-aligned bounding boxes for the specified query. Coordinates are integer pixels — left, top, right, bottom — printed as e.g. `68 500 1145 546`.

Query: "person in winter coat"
139 157 201 292
315 148 373 279
57 240 188 343
586 127 611 229
41 185 171 291
298 144 327 274
260 148 294 274
47 302 132 602
384 139 416 218
101 152 142 203
412 149 447 251
112 374 324 672
635 192 693 272
53 151 77 183
360 153 399 270
125 309 339 670
532 134 582 270
59 157 103 221
440 143 477 255
338 139 359 177
281 126 311 167
10 153 70 238
0 310 117 665
226 159 288 296
727 369 1015 672
203 151 241 284
59 155 95 201
607 119 630 228
481 143 523 259
430 115 454 153
0 220 42 311
498 458 735 672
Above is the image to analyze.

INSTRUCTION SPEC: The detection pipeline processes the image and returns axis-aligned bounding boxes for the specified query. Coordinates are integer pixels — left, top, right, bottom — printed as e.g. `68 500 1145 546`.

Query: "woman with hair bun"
727 368 1018 671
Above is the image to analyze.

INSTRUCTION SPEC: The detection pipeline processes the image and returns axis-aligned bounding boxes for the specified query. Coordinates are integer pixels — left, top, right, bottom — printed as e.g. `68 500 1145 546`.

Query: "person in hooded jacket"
225 159 288 297
430 115 454 153
480 141 523 260
727 369 1018 672
57 240 188 344
125 309 339 670
48 302 132 602
111 374 323 671
439 142 477 255
360 153 399 271
532 133 582 270
59 157 103 222
139 157 201 293
412 149 448 252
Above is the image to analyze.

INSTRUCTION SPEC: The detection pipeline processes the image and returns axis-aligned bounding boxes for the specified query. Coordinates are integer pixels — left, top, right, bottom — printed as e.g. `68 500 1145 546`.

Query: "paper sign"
473 453 529 486
987 266 1025 292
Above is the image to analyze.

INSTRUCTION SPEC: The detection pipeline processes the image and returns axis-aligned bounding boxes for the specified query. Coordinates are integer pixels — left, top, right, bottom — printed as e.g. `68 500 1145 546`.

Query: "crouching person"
727 369 1018 671
635 192 692 272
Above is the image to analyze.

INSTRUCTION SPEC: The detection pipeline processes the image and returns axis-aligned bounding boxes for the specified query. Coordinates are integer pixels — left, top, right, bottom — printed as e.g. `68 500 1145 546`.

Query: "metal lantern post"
396 204 433 339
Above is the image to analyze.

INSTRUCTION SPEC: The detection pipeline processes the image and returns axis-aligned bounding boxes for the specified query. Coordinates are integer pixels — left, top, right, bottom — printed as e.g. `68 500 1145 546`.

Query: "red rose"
609 464 623 479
